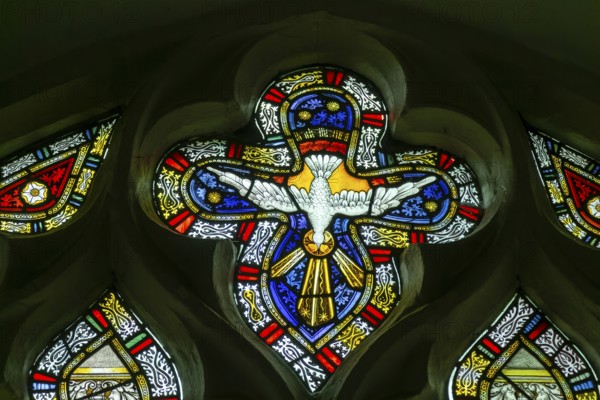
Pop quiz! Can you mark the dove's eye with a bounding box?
[0,113,119,235]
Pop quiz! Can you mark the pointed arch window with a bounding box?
[0,113,118,235]
[528,128,600,249]
[151,65,483,392]
[449,293,599,399]
[29,289,183,400]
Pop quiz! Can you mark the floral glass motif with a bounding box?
[528,128,600,249]
[0,114,118,235]
[152,65,483,392]
[29,289,183,400]
[449,293,599,400]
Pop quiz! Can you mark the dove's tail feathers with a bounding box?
[305,154,342,179]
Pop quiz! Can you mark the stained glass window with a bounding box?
[0,114,118,235]
[528,128,600,248]
[449,293,599,399]
[29,289,183,400]
[152,65,483,392]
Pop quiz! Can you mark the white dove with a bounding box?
[206,154,436,248]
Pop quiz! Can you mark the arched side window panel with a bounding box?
[528,128,600,249]
[449,293,599,400]
[151,65,483,393]
[29,289,183,400]
[0,113,119,235]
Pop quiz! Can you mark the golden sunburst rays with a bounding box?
[271,247,305,278]
[270,229,366,327]
[331,249,364,288]
[298,257,335,326]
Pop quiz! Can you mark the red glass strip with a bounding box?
[326,70,335,85]
[260,323,278,339]
[366,305,384,320]
[437,153,457,170]
[265,328,284,345]
[175,215,195,234]
[316,353,335,373]
[361,311,379,326]
[130,338,153,355]
[458,206,479,221]
[363,113,384,121]
[164,158,184,172]
[528,321,548,340]
[33,372,56,382]
[264,88,285,103]
[172,152,189,168]
[237,275,258,281]
[439,153,448,168]
[410,232,425,243]
[299,140,348,155]
[92,309,108,328]
[482,338,501,354]
[239,266,259,274]
[372,256,390,263]
[227,143,243,159]
[169,211,190,227]
[322,347,341,366]
[363,119,384,127]
[238,221,256,241]
[369,248,391,255]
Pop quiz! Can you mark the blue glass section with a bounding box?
[189,177,212,212]
[523,314,542,333]
[437,179,450,195]
[285,258,306,291]
[289,212,308,231]
[272,229,302,263]
[214,195,256,213]
[269,281,299,327]
[33,382,56,390]
[299,323,334,342]
[336,234,363,267]
[383,180,452,224]
[431,199,450,223]
[288,93,353,131]
[573,381,595,391]
[423,183,444,200]
[378,151,387,167]
[403,172,427,179]
[333,217,349,234]
[330,261,343,284]
[330,262,361,318]
[400,196,427,217]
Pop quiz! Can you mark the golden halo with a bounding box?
[303,230,335,256]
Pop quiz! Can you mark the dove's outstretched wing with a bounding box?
[206,166,298,212]
[329,190,373,216]
[371,176,437,216]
